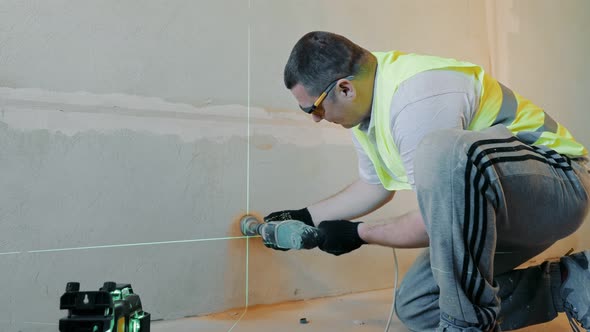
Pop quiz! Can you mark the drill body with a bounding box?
[241,216,324,250]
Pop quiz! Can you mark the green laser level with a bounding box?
[59,281,150,332]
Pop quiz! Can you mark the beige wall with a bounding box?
[0,0,490,110]
[486,0,590,138]
[485,0,590,260]
[0,0,588,330]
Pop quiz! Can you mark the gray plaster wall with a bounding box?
[0,91,421,331]
[1,0,589,331]
[0,0,490,110]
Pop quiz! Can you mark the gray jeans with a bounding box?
[395,125,590,331]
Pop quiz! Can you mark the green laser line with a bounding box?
[246,17,251,218]
[3,235,258,328]
[228,236,250,332]
[228,9,253,331]
[0,251,21,256]
[23,322,58,326]
[246,10,251,310]
[246,236,250,308]
[0,235,259,255]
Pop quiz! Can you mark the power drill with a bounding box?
[240,215,324,249]
[59,281,150,332]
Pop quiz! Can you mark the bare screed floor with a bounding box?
[152,288,571,332]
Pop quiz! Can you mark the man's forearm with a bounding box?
[357,210,429,248]
[307,179,394,225]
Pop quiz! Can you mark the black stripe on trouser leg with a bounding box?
[471,153,572,310]
[470,148,573,301]
[465,136,572,287]
[468,144,573,301]
[460,137,573,328]
[461,143,494,328]
[470,170,496,329]
[471,143,572,173]
[460,138,519,309]
[460,138,521,326]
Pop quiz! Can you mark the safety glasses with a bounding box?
[299,75,354,114]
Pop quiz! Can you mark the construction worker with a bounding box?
[262,31,590,331]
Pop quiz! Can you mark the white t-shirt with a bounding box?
[352,69,482,190]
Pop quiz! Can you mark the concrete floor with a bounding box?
[151,288,572,332]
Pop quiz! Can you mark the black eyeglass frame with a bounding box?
[299,75,355,114]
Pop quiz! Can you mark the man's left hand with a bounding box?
[317,220,366,256]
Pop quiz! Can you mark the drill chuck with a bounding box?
[240,215,262,236]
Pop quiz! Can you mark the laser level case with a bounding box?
[59,281,150,332]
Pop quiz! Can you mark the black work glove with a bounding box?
[264,208,314,226]
[262,208,314,251]
[317,220,366,256]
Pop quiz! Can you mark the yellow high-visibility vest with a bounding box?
[353,51,587,191]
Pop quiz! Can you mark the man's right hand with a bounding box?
[263,208,314,227]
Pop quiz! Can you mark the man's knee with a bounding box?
[395,251,440,330]
[394,280,414,322]
[394,280,423,330]
[395,282,440,331]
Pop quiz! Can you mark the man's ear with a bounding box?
[337,79,355,99]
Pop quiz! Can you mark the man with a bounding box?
[262,31,590,331]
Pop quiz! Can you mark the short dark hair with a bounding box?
[284,31,370,96]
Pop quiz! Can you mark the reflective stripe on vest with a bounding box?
[352,51,587,191]
[471,72,586,156]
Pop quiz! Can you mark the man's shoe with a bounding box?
[560,250,590,331]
